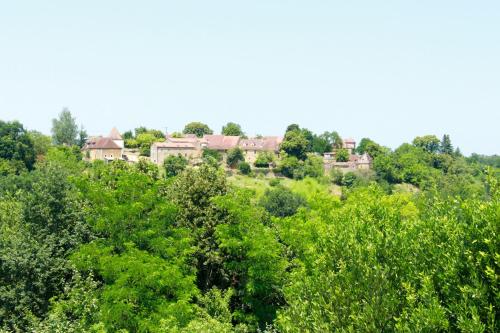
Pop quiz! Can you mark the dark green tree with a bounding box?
[164,154,188,178]
[226,147,244,168]
[259,186,306,217]
[336,148,350,162]
[221,122,244,136]
[440,134,453,155]
[280,130,309,160]
[412,135,440,154]
[0,120,36,171]
[183,122,213,138]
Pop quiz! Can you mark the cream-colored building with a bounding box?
[83,137,123,161]
[239,137,283,164]
[150,136,204,165]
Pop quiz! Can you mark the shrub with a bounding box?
[163,154,188,178]
[259,186,307,217]
[226,147,244,168]
[238,162,251,175]
[269,178,281,187]
[254,152,275,167]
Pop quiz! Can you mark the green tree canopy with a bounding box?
[280,130,309,160]
[440,134,454,155]
[51,108,79,146]
[226,147,245,168]
[336,148,350,162]
[221,122,244,136]
[183,122,213,138]
[413,135,440,154]
[0,120,36,172]
[164,154,188,178]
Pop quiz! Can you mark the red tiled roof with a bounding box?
[239,136,283,152]
[203,135,240,150]
[83,137,121,150]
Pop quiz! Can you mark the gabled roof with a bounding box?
[83,137,121,150]
[109,127,122,140]
[153,141,197,149]
[203,135,240,150]
[343,138,356,144]
[239,136,283,152]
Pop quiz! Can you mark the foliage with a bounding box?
[254,151,275,167]
[227,147,245,168]
[203,148,223,163]
[280,129,309,160]
[276,183,499,332]
[303,154,324,178]
[259,186,306,217]
[0,120,36,171]
[238,161,252,175]
[183,122,213,138]
[2,120,499,332]
[51,108,79,146]
[167,164,229,291]
[357,137,387,158]
[440,134,453,154]
[70,161,199,331]
[335,148,349,162]
[28,130,52,158]
[0,153,90,331]
[222,122,245,136]
[215,191,288,328]
[164,154,189,178]
[413,135,440,154]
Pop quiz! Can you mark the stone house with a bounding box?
[83,137,123,161]
[150,136,204,165]
[324,153,372,172]
[239,136,283,164]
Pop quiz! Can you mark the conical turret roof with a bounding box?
[109,127,122,140]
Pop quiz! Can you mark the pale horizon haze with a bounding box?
[1,1,499,155]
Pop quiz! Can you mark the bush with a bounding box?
[238,162,251,175]
[203,149,222,162]
[254,152,275,167]
[303,154,324,178]
[163,154,188,178]
[330,168,344,185]
[226,147,244,168]
[259,186,307,217]
[269,178,281,187]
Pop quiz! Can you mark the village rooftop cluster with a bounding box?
[82,127,372,172]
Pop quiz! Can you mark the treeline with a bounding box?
[0,117,499,332]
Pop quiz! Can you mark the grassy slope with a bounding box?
[228,174,342,200]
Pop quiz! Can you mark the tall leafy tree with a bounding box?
[336,148,349,162]
[51,108,79,146]
[280,130,309,160]
[0,120,36,171]
[183,122,213,138]
[221,122,244,136]
[412,135,440,154]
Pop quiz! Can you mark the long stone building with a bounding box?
[151,134,283,166]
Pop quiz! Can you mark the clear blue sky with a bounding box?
[1,1,499,155]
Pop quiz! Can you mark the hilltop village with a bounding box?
[82,126,372,174]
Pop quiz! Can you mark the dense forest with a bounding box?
[0,116,498,332]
